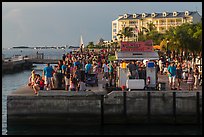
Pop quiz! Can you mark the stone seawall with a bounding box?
[7,90,202,126]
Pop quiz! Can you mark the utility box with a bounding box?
[146,62,157,89]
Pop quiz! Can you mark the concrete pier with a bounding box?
[7,87,202,126]
[7,73,202,127]
[2,59,33,74]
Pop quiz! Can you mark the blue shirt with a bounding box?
[43,66,53,77]
[85,64,92,73]
[61,65,67,72]
[167,65,176,77]
[74,61,80,67]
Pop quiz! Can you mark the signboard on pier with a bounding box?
[121,40,153,52]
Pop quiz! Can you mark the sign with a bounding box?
[108,55,116,61]
[121,40,153,52]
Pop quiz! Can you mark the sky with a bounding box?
[2,2,202,48]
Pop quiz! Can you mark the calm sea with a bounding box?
[2,48,69,135]
[2,48,202,135]
[2,48,71,59]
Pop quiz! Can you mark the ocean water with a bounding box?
[2,48,67,135]
[2,48,71,59]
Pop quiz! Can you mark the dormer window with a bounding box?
[133,14,137,18]
[185,11,189,16]
[163,12,167,17]
[142,13,146,18]
[151,13,156,17]
[124,14,128,18]
[173,11,178,16]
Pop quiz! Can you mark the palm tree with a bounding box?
[117,27,134,42]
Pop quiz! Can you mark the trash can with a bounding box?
[158,82,166,91]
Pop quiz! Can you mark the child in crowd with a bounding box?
[39,76,45,90]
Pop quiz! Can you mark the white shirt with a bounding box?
[102,64,109,72]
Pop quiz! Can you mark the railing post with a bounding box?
[100,95,104,126]
[173,92,176,124]
[196,92,200,125]
[147,92,151,124]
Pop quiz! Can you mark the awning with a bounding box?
[115,51,159,61]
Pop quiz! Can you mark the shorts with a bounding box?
[169,76,176,84]
[44,76,52,85]
[65,77,70,86]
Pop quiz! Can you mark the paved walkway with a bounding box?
[157,73,202,91]
[10,72,202,96]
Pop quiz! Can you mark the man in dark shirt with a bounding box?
[127,61,137,78]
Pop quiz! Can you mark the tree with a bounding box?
[164,22,202,59]
[86,41,95,49]
[117,27,134,41]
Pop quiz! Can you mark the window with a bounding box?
[113,29,117,32]
[173,11,178,16]
[151,13,156,17]
[185,11,189,16]
[124,14,128,18]
[163,12,167,17]
[142,13,146,18]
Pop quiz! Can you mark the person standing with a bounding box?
[187,68,194,91]
[127,61,136,79]
[65,64,71,91]
[167,62,177,90]
[193,65,199,89]
[176,64,182,90]
[108,61,114,86]
[102,61,109,81]
[43,63,54,91]
[159,58,163,75]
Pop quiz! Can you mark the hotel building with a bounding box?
[112,11,202,41]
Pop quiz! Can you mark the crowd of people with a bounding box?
[28,49,119,94]
[158,56,202,91]
[27,49,202,94]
